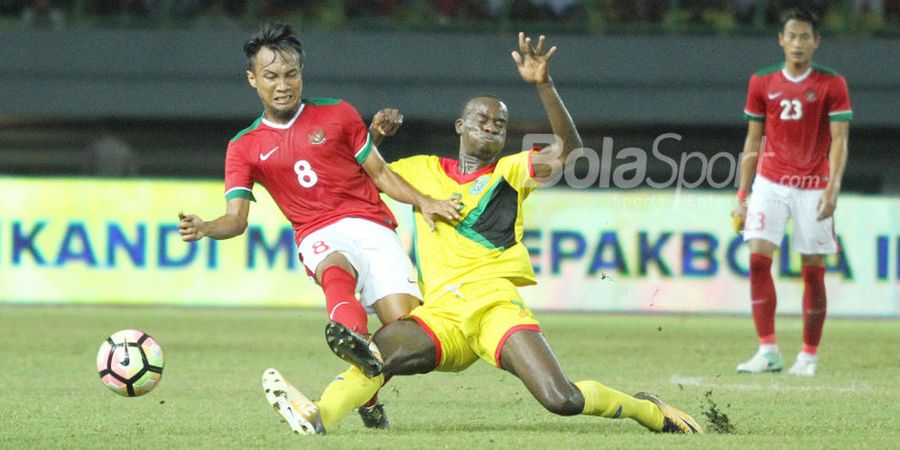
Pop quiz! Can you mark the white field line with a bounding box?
[670,375,873,393]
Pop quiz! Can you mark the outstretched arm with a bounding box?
[361,146,461,231]
[179,197,250,241]
[512,32,583,179]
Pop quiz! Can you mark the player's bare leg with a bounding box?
[790,254,827,376]
[499,329,702,434]
[373,319,438,376]
[316,320,434,430]
[373,293,421,325]
[738,239,784,373]
[353,293,422,428]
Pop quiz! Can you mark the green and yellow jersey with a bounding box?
[389,150,539,301]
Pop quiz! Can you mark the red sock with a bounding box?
[321,266,368,335]
[801,265,827,354]
[749,253,777,344]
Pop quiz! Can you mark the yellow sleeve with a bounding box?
[498,150,539,197]
[388,155,429,182]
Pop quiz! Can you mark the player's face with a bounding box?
[779,19,819,67]
[247,47,303,123]
[455,98,508,160]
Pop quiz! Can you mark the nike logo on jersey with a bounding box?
[767,92,782,99]
[260,146,279,160]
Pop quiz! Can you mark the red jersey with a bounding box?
[224,98,396,243]
[743,63,852,189]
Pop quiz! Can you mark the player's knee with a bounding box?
[749,253,772,273]
[537,385,583,416]
[374,320,436,376]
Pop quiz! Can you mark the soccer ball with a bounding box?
[96,329,164,397]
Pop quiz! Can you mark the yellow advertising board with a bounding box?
[1,176,898,316]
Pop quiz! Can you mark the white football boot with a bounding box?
[788,352,818,377]
[262,368,325,435]
[736,348,784,373]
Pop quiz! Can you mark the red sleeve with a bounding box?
[827,76,853,121]
[339,101,374,164]
[224,140,256,201]
[743,74,766,122]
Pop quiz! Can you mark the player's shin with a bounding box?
[801,265,827,354]
[322,266,369,335]
[749,253,777,344]
[317,365,384,429]
[575,380,664,431]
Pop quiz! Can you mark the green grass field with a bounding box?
[1,305,897,449]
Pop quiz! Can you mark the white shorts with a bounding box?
[298,217,421,313]
[743,176,837,255]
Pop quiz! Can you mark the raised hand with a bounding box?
[369,108,404,145]
[511,32,557,85]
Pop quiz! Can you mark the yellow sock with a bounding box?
[575,380,664,431]
[316,365,384,430]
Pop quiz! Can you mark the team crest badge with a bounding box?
[307,129,327,145]
[805,90,817,102]
[469,175,489,195]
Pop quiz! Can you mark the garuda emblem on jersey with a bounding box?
[805,90,818,102]
[308,129,327,145]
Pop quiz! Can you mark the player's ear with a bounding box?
[454,118,464,135]
[247,70,257,88]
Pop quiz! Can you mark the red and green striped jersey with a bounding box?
[225,98,396,242]
[743,63,852,189]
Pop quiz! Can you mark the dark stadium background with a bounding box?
[1,1,898,195]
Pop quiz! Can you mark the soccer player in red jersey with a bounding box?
[178,23,460,424]
[732,8,852,376]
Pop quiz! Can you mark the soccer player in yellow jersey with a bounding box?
[261,32,703,436]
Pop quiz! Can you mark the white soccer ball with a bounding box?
[96,329,164,397]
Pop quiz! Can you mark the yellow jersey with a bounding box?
[389,150,539,301]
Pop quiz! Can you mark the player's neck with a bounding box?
[458,152,497,174]
[264,105,301,125]
[783,61,812,79]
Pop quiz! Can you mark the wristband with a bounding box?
[736,189,748,202]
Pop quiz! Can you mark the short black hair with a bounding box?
[780,8,820,36]
[460,93,504,117]
[243,23,305,72]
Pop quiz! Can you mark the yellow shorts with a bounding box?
[407,278,541,372]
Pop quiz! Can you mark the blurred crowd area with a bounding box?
[2,0,899,33]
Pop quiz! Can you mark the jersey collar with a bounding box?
[439,158,496,184]
[261,103,305,129]
[781,66,813,83]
